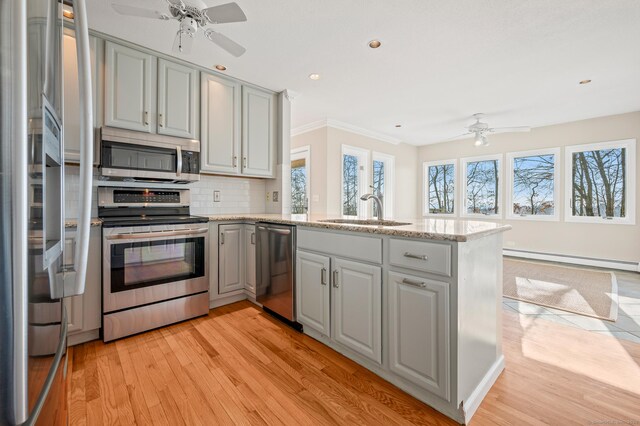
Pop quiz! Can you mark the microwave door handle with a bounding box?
[176,146,182,177]
[66,0,94,297]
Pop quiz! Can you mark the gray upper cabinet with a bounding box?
[242,86,275,177]
[200,72,241,174]
[157,59,199,139]
[63,29,101,163]
[104,41,154,133]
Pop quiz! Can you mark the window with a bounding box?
[565,139,635,224]
[424,160,456,216]
[372,152,395,219]
[291,146,310,214]
[341,145,369,218]
[506,149,559,220]
[461,154,502,217]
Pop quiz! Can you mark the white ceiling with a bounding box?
[87,0,640,145]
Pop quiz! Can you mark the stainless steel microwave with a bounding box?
[100,126,200,183]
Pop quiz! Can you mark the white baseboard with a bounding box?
[462,355,505,423]
[503,249,640,272]
[209,292,247,308]
[67,329,100,347]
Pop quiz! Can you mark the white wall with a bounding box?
[418,111,640,264]
[291,126,419,219]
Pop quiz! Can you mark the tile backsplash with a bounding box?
[64,166,267,218]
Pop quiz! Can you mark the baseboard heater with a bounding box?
[503,248,640,272]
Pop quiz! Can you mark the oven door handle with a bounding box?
[105,228,209,240]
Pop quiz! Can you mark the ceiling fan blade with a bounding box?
[489,126,531,134]
[172,30,194,54]
[205,30,246,57]
[203,2,247,24]
[439,132,473,142]
[112,4,169,20]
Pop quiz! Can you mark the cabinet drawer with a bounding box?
[298,228,382,264]
[389,238,451,277]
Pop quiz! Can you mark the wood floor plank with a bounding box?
[70,301,640,426]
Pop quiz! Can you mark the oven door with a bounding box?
[102,224,209,313]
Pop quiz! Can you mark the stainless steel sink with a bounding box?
[318,219,412,227]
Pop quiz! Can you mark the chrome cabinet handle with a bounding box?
[402,278,426,288]
[250,232,255,245]
[159,113,164,127]
[233,156,237,167]
[243,157,247,168]
[220,233,224,244]
[321,268,327,285]
[332,270,339,288]
[404,252,428,261]
[144,111,149,125]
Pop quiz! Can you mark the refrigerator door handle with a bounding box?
[66,0,94,297]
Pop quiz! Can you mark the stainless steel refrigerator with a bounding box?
[0,0,93,424]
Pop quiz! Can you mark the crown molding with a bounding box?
[291,118,402,145]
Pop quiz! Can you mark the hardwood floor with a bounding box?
[68,301,640,425]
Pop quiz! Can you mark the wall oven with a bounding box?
[100,126,200,183]
[99,187,209,341]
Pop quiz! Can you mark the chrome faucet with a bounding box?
[360,193,384,220]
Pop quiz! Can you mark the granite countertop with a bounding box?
[65,218,103,228]
[207,214,511,242]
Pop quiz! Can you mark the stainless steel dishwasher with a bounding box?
[255,222,296,322]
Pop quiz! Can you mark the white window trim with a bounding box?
[564,139,636,225]
[460,153,503,218]
[291,145,311,215]
[341,145,370,218]
[505,148,560,221]
[372,152,395,219]
[423,159,457,217]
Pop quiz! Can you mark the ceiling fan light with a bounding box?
[474,133,483,146]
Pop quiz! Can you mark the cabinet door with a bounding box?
[201,72,241,174]
[296,250,330,336]
[241,86,275,177]
[157,59,198,139]
[219,224,244,294]
[388,271,450,400]
[244,225,256,294]
[104,41,154,132]
[63,31,100,164]
[332,258,382,363]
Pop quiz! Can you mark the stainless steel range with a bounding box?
[98,187,209,342]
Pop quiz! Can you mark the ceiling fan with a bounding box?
[111,0,247,57]
[444,113,531,146]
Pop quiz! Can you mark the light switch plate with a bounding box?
[214,190,221,202]
[272,191,279,202]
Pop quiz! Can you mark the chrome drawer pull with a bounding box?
[321,268,327,285]
[402,278,426,288]
[332,270,339,288]
[250,232,255,245]
[404,252,428,261]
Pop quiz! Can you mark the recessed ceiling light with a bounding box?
[395,124,402,128]
[368,40,382,49]
[62,6,74,19]
[579,79,592,85]
[309,73,320,80]
[215,64,227,71]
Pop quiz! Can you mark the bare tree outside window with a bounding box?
[291,159,306,214]
[343,154,359,216]
[512,154,555,215]
[372,160,384,218]
[428,164,454,214]
[572,147,626,218]
[466,159,499,215]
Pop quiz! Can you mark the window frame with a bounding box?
[423,159,457,217]
[460,153,503,218]
[505,148,560,221]
[290,145,311,215]
[564,139,636,225]
[371,152,395,219]
[341,145,369,218]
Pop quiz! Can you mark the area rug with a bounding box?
[503,258,618,321]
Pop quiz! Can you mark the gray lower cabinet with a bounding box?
[332,258,382,364]
[296,250,331,336]
[244,225,256,294]
[219,224,244,294]
[104,41,154,133]
[388,271,450,400]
